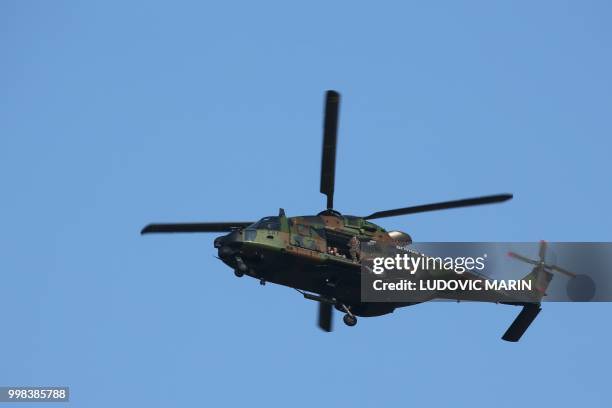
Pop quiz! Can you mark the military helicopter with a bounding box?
[142,90,535,339]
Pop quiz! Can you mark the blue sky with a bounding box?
[1,1,611,407]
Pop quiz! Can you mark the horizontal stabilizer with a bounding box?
[501,304,541,342]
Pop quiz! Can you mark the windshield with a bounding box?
[249,217,281,231]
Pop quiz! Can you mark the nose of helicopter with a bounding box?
[214,230,251,275]
[214,230,243,258]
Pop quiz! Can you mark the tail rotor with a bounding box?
[508,241,595,301]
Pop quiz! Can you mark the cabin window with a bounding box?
[244,228,257,241]
[325,230,353,258]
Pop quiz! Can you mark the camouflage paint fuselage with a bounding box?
[214,213,403,317]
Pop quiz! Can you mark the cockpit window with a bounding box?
[250,216,281,231]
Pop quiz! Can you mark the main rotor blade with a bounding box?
[141,222,253,234]
[318,302,333,332]
[320,90,340,209]
[363,194,513,220]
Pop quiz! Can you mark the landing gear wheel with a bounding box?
[234,270,244,278]
[343,314,357,327]
[259,279,266,286]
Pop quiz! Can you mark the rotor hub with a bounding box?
[317,209,342,217]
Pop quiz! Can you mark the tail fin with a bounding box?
[522,266,554,299]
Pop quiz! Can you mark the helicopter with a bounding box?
[142,90,549,342]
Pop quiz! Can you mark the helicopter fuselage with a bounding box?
[213,213,406,317]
